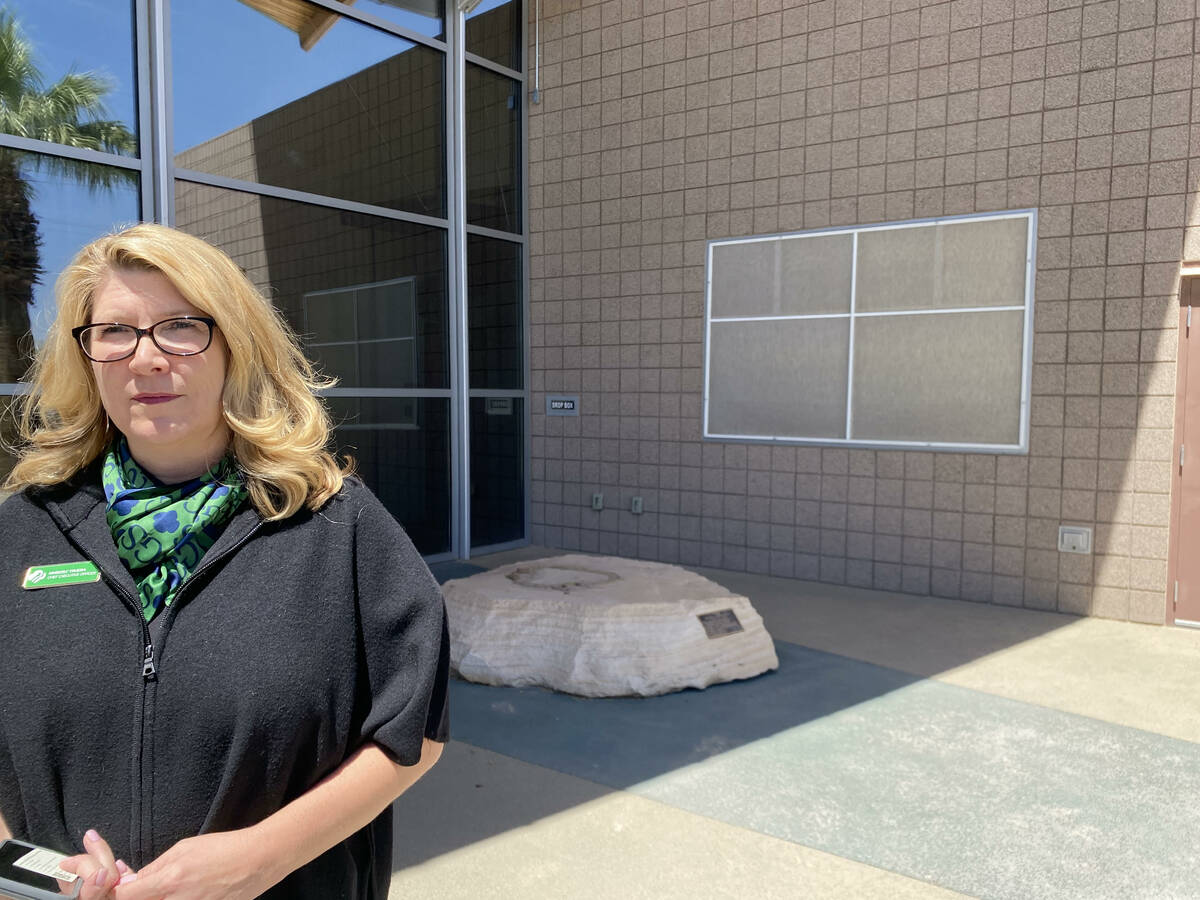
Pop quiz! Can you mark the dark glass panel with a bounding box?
[175,182,449,389]
[465,64,520,232]
[304,276,421,388]
[0,394,20,485]
[470,396,523,547]
[468,235,522,390]
[328,396,451,555]
[0,1,139,156]
[466,0,520,71]
[173,0,445,218]
[0,150,140,381]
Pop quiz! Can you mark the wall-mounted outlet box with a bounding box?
[631,496,643,514]
[591,493,603,511]
[1057,525,1092,554]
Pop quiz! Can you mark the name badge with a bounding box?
[21,561,101,589]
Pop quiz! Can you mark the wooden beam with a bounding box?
[237,0,356,50]
[300,1,357,51]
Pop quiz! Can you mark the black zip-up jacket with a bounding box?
[0,468,450,898]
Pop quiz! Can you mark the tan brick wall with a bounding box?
[526,0,1200,622]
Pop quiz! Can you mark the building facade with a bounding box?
[2,0,1199,625]
[525,0,1200,624]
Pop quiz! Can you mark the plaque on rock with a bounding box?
[698,609,744,638]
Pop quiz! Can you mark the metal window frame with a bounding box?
[702,209,1038,455]
[447,2,471,558]
[462,45,529,555]
[455,0,529,555]
[175,168,452,231]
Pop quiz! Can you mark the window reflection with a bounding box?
[465,64,520,232]
[466,0,520,71]
[173,0,445,218]
[0,1,139,156]
[0,150,140,382]
[351,0,445,40]
[0,394,20,485]
[470,396,523,547]
[175,182,449,389]
[304,277,420,389]
[468,235,522,390]
[329,396,451,554]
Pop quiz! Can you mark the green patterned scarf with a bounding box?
[102,438,248,622]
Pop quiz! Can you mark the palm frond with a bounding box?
[0,10,41,110]
[31,152,138,192]
[0,9,139,204]
[45,71,114,122]
[73,119,137,155]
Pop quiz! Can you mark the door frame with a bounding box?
[1167,270,1200,626]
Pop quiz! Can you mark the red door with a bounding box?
[1169,275,1200,626]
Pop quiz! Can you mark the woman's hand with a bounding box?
[60,830,136,899]
[60,739,440,898]
[112,830,267,900]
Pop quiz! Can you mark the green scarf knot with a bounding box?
[102,438,248,622]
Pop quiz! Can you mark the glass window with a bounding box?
[852,310,1024,445]
[304,278,420,389]
[470,396,523,547]
[0,394,21,485]
[708,319,850,439]
[348,0,445,41]
[0,149,140,382]
[466,0,520,71]
[465,64,520,232]
[329,396,451,554]
[468,235,522,390]
[710,234,853,318]
[174,182,449,389]
[0,1,139,157]
[173,0,445,218]
[704,211,1035,451]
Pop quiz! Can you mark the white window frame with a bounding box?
[702,209,1037,454]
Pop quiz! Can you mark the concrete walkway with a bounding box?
[392,548,1200,899]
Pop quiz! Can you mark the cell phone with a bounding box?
[0,840,81,900]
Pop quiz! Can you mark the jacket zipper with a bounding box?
[50,496,262,866]
[104,577,158,680]
[141,642,156,678]
[113,518,263,863]
[91,575,157,867]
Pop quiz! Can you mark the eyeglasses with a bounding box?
[72,316,218,363]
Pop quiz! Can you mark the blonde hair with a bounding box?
[5,223,351,520]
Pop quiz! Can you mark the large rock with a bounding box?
[442,554,779,697]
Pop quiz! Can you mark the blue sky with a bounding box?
[171,0,423,151]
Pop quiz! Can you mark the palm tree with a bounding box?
[0,7,136,386]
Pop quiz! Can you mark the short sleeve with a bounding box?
[350,486,450,765]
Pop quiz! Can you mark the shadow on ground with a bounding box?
[399,555,1076,871]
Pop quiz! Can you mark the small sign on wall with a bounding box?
[546,395,579,416]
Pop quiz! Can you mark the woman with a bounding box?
[0,224,449,899]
